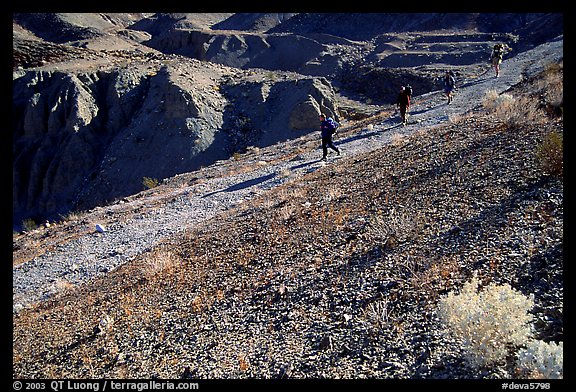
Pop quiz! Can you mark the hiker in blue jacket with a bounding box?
[443,70,456,104]
[319,113,341,161]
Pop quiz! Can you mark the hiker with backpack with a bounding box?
[490,43,510,77]
[443,70,456,104]
[396,86,411,126]
[319,113,341,161]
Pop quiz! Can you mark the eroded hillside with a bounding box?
[12,12,562,229]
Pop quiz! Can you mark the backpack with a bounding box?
[405,85,413,97]
[493,44,504,59]
[327,117,340,134]
[444,74,455,88]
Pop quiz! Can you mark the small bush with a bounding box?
[516,340,563,379]
[539,62,563,114]
[142,177,159,189]
[535,131,563,177]
[482,89,506,111]
[22,218,37,232]
[364,298,392,329]
[499,95,545,128]
[482,91,545,128]
[437,274,535,369]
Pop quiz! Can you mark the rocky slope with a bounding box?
[13,34,563,380]
[12,13,563,230]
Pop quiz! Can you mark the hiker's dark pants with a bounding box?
[322,136,339,157]
[399,105,409,122]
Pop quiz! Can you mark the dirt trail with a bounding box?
[12,37,563,313]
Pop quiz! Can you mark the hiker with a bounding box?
[396,86,411,125]
[490,43,509,77]
[319,113,340,161]
[443,70,456,104]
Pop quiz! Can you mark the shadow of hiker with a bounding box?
[202,172,276,198]
[408,107,431,116]
[336,122,404,146]
[290,158,324,171]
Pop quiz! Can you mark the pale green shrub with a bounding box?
[437,274,535,368]
[21,218,37,232]
[516,340,563,379]
[142,176,159,189]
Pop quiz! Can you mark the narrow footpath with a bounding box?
[13,36,563,313]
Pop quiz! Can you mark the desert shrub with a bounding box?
[481,89,501,111]
[369,207,424,248]
[538,62,563,114]
[535,131,563,177]
[142,176,159,189]
[482,91,545,128]
[516,340,563,379]
[364,298,392,329]
[21,218,37,232]
[437,274,535,369]
[498,95,545,128]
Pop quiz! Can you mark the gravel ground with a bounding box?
[13,37,563,380]
[13,36,563,312]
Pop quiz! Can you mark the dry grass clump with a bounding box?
[482,62,563,179]
[538,61,563,113]
[364,298,393,329]
[481,89,501,111]
[144,249,180,280]
[483,60,562,127]
[482,91,546,128]
[368,206,426,249]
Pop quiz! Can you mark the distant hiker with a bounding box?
[396,86,411,125]
[319,113,341,161]
[443,70,456,104]
[490,43,510,77]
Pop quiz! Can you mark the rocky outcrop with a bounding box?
[13,67,148,226]
[221,75,338,148]
[72,64,230,213]
[144,29,333,75]
[13,57,339,229]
